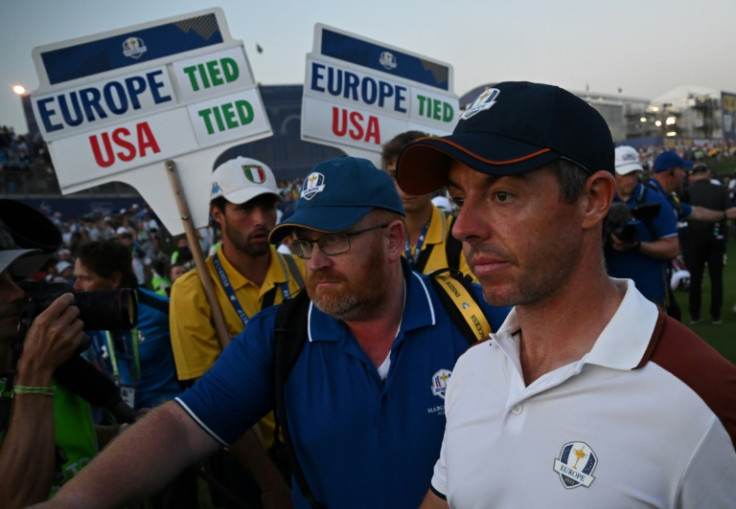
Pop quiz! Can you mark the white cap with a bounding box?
[614,146,643,175]
[431,196,453,214]
[56,260,72,274]
[210,157,280,205]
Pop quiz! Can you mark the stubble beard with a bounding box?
[308,246,388,322]
[469,240,579,309]
[225,223,271,257]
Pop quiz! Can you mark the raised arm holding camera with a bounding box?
[0,204,97,508]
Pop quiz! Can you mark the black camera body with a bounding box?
[12,281,139,424]
[20,281,137,332]
[605,202,661,246]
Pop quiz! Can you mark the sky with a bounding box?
[2,0,736,134]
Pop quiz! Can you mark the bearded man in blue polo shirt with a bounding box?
[38,157,509,509]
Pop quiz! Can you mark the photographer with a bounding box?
[73,239,194,508]
[0,209,97,508]
[605,146,679,308]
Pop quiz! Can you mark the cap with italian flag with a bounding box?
[210,156,281,205]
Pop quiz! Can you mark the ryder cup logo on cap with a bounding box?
[461,88,500,119]
[269,157,405,245]
[395,81,614,195]
[300,172,326,200]
[210,156,280,205]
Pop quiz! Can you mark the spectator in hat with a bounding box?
[680,163,731,324]
[604,145,679,308]
[168,156,305,507]
[0,201,97,507]
[32,156,509,509]
[651,150,736,223]
[53,260,74,284]
[381,131,475,278]
[649,150,736,320]
[393,81,736,507]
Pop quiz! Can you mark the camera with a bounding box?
[19,281,137,332]
[604,202,661,246]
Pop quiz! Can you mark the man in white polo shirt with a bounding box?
[396,81,736,508]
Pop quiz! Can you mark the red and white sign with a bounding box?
[30,9,272,234]
[302,24,458,164]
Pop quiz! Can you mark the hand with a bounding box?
[16,293,88,381]
[609,234,638,252]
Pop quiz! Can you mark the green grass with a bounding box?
[672,233,736,364]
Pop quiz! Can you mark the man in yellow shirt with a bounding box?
[169,156,305,507]
[382,131,476,280]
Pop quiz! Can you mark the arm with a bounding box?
[419,489,450,509]
[33,401,220,508]
[171,279,291,508]
[687,205,734,222]
[639,235,680,259]
[610,234,680,259]
[0,293,86,508]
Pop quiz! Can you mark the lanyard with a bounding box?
[214,252,250,327]
[404,221,430,267]
[213,252,293,329]
[104,329,140,383]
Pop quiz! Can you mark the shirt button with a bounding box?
[511,405,523,415]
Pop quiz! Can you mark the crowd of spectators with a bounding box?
[0,125,56,194]
[24,181,303,300]
[5,122,736,301]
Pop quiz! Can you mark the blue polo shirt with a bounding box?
[176,263,509,508]
[87,288,182,410]
[605,182,678,302]
[649,178,692,220]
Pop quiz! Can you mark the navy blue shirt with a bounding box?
[605,183,678,302]
[649,178,692,220]
[177,263,509,508]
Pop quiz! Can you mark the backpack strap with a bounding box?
[282,253,305,289]
[428,268,491,343]
[271,291,324,508]
[261,287,278,310]
[270,268,489,507]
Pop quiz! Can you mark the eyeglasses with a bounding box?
[292,223,389,259]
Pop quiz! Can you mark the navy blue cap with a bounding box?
[269,157,405,244]
[653,150,693,173]
[395,81,614,194]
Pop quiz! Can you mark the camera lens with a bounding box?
[74,289,138,330]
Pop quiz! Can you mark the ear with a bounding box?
[385,219,406,262]
[580,171,616,230]
[210,204,224,226]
